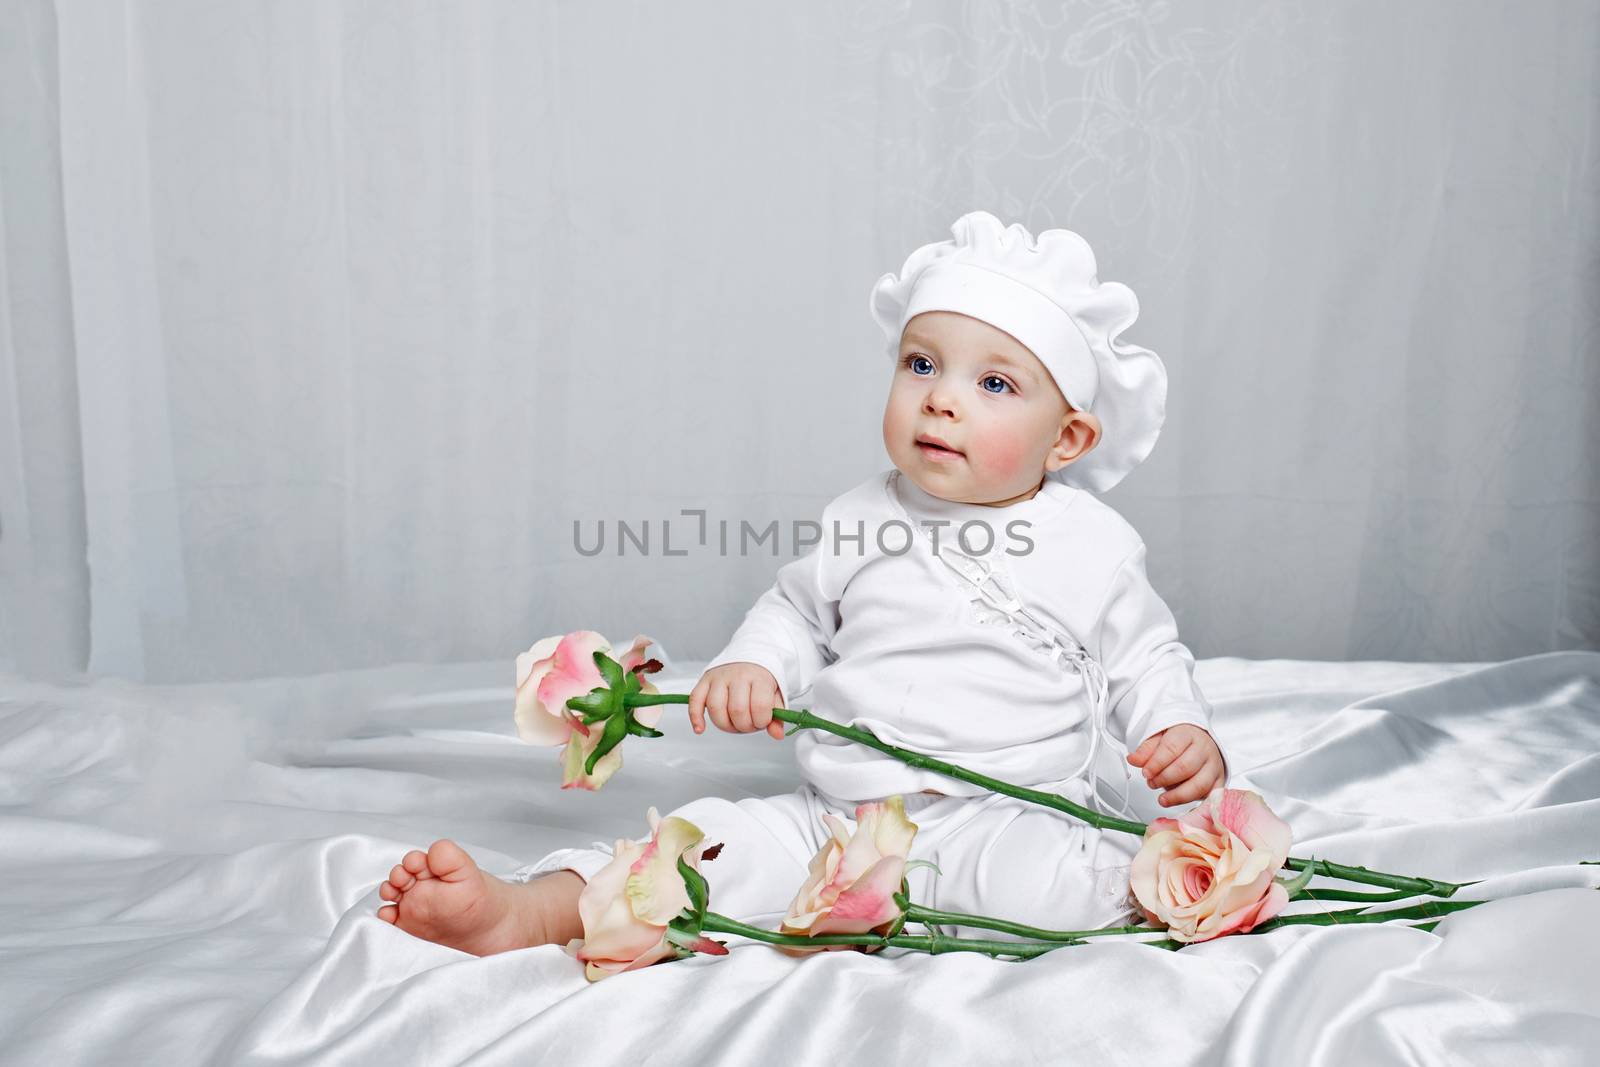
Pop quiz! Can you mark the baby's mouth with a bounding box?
[915,436,964,462]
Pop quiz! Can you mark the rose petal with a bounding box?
[614,634,657,673]
[626,815,705,925]
[683,936,729,956]
[863,795,918,862]
[809,855,907,936]
[513,636,575,746]
[515,636,563,690]
[1211,789,1293,863]
[579,935,677,981]
[560,730,623,790]
[575,839,664,964]
[827,797,913,894]
[536,630,610,719]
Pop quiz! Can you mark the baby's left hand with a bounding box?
[1127,724,1225,808]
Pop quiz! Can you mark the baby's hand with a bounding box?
[688,662,786,741]
[1127,724,1225,808]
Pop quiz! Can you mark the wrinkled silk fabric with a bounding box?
[1,652,1598,1065]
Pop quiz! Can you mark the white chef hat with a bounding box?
[869,210,1167,494]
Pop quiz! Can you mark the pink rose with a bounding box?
[566,806,728,982]
[1129,787,1294,943]
[779,794,919,953]
[513,631,661,790]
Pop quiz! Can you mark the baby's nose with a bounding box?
[922,391,958,417]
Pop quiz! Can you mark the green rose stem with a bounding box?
[699,898,1492,960]
[697,912,1087,959]
[1247,897,1486,934]
[1289,886,1418,903]
[618,692,1474,900]
[896,895,1491,945]
[900,902,1115,943]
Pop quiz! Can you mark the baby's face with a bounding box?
[882,311,1101,506]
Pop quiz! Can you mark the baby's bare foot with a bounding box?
[376,839,577,956]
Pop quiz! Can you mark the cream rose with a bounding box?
[566,806,728,981]
[1128,787,1294,943]
[513,630,662,790]
[778,794,919,953]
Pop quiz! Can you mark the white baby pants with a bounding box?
[509,780,1145,939]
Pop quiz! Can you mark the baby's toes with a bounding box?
[425,839,475,884]
[388,862,417,892]
[377,904,398,924]
[379,880,401,903]
[401,849,433,879]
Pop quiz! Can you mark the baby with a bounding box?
[377,210,1229,955]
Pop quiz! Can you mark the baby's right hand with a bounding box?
[688,662,786,741]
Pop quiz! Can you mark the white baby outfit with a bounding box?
[511,467,1230,935]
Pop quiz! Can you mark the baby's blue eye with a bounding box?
[907,355,934,375]
[981,375,1012,394]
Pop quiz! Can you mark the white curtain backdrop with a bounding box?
[1,0,1596,683]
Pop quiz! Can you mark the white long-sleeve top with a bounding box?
[704,468,1230,806]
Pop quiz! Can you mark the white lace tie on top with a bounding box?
[890,492,1139,847]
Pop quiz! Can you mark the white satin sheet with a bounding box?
[1,652,1597,1064]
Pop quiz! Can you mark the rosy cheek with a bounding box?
[882,396,910,448]
[966,425,1025,478]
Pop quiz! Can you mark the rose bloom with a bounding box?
[779,794,919,953]
[1129,787,1294,943]
[567,807,728,982]
[513,630,661,790]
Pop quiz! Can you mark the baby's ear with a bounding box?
[1045,410,1101,471]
